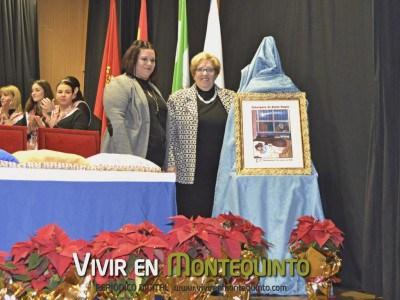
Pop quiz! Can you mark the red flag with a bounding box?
[137,0,148,41]
[94,0,121,136]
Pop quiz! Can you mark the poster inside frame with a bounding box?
[235,92,312,175]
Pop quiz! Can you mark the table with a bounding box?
[0,167,176,252]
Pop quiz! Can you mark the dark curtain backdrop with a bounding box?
[84,1,398,298]
[218,1,376,293]
[0,0,39,102]
[362,1,400,300]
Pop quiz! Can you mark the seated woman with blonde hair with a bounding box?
[0,85,25,126]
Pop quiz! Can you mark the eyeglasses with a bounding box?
[196,67,215,74]
[139,57,156,64]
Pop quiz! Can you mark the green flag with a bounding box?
[172,0,189,93]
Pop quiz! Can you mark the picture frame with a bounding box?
[235,92,312,175]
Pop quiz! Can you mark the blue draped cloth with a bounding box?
[213,37,324,295]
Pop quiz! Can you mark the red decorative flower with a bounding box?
[0,224,90,292]
[91,223,169,285]
[0,215,269,297]
[0,251,7,264]
[167,213,268,260]
[289,216,344,251]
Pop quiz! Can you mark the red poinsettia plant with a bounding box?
[91,221,170,286]
[166,213,268,260]
[0,224,89,292]
[0,215,269,299]
[165,213,268,278]
[289,216,344,254]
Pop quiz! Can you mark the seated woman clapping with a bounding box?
[25,80,54,149]
[0,85,25,126]
[63,75,92,128]
[36,79,88,130]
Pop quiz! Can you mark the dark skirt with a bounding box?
[176,179,217,218]
[176,97,227,218]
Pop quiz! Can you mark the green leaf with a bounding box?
[35,257,49,276]
[126,254,138,274]
[13,274,31,282]
[47,274,61,290]
[3,262,16,269]
[28,252,44,270]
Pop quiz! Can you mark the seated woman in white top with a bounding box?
[0,85,25,126]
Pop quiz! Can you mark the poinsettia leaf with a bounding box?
[59,240,88,257]
[142,247,154,260]
[91,244,112,258]
[145,236,170,249]
[153,249,165,262]
[31,276,48,291]
[33,224,70,248]
[6,263,28,275]
[250,229,263,245]
[310,231,330,247]
[137,221,164,235]
[197,230,209,242]
[3,262,16,270]
[47,274,61,291]
[126,254,138,274]
[203,234,222,258]
[95,274,111,285]
[170,215,191,228]
[110,243,140,258]
[28,252,43,270]
[230,231,247,244]
[0,251,8,264]
[31,257,49,278]
[119,224,139,233]
[13,273,31,282]
[177,229,197,244]
[11,241,34,263]
[298,216,316,223]
[223,239,242,259]
[46,252,72,276]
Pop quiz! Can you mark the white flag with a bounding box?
[204,0,224,88]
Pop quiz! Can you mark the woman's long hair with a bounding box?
[25,80,54,115]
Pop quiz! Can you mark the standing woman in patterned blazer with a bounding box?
[167,52,236,218]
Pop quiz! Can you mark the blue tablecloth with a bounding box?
[213,37,324,295]
[0,168,176,252]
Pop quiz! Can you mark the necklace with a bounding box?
[196,88,217,104]
[146,89,159,113]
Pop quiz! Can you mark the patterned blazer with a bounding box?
[167,84,236,184]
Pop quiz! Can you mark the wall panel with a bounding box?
[37,0,88,92]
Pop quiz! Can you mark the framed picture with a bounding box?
[235,92,312,175]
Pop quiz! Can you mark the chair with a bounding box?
[0,125,27,153]
[38,127,100,157]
